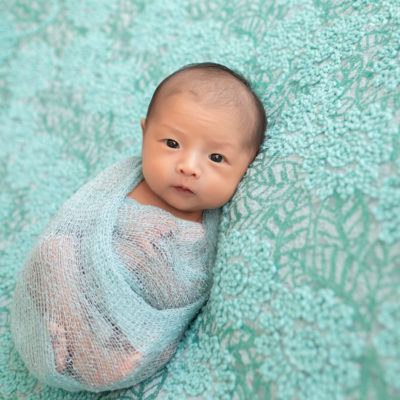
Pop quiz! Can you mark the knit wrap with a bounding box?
[11,156,221,392]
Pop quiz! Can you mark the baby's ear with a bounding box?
[140,118,146,135]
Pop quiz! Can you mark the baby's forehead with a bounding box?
[153,70,256,135]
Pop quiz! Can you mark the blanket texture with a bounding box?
[11,156,220,392]
[1,0,399,399]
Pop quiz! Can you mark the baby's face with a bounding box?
[141,92,254,216]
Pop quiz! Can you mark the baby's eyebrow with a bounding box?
[207,140,236,150]
[161,123,236,151]
[161,124,185,136]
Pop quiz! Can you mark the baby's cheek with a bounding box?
[209,178,236,206]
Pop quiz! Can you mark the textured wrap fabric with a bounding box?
[10,156,220,392]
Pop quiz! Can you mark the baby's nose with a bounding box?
[179,168,197,177]
[177,158,200,178]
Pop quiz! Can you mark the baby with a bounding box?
[11,62,267,392]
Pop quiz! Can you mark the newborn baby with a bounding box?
[11,62,267,392]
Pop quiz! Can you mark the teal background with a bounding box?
[1,0,399,399]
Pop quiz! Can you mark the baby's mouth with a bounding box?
[173,185,194,194]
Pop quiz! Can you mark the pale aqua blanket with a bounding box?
[1,0,399,399]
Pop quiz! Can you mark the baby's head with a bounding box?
[140,62,267,219]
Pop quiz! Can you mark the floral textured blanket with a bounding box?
[1,0,399,399]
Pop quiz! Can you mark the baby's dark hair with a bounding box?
[145,62,267,156]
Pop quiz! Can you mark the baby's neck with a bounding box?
[127,180,203,224]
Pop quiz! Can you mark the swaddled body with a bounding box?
[11,62,266,393]
[11,157,220,392]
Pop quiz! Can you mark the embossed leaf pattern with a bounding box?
[1,0,400,399]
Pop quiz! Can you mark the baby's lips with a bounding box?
[173,185,194,194]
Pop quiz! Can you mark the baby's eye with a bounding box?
[165,139,179,148]
[209,153,224,163]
